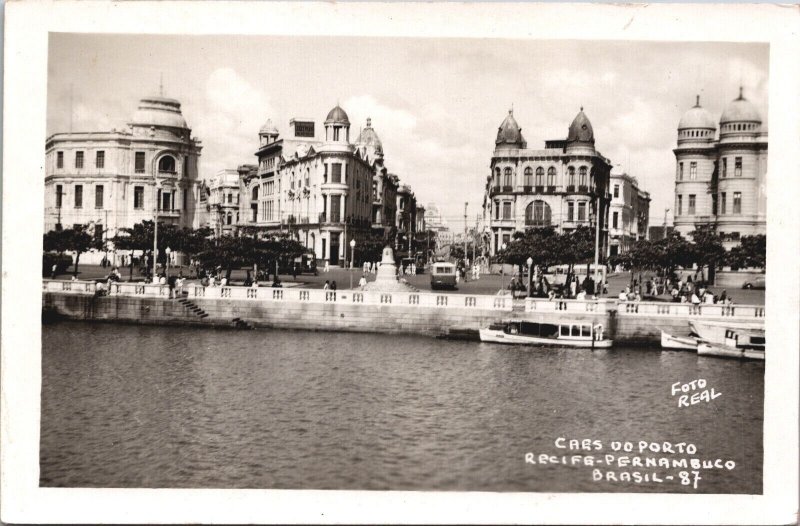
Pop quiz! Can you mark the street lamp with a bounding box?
[500,242,507,294]
[349,239,356,289]
[527,256,533,297]
[165,247,172,278]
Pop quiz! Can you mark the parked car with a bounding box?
[742,276,766,289]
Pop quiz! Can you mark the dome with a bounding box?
[678,96,716,129]
[495,109,525,147]
[566,108,594,144]
[720,88,761,124]
[130,95,187,128]
[356,117,383,153]
[259,118,278,135]
[325,104,350,125]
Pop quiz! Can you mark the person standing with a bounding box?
[323,280,330,290]
[331,281,337,291]
[359,274,367,289]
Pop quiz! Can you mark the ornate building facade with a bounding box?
[44,93,203,263]
[608,169,651,256]
[205,169,240,237]
[483,108,612,256]
[673,89,767,249]
[239,105,379,265]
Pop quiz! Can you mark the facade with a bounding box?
[673,89,767,249]
[395,183,417,256]
[425,203,453,250]
[44,94,203,262]
[484,108,612,256]
[206,169,241,236]
[239,106,377,265]
[608,169,651,256]
[354,118,398,236]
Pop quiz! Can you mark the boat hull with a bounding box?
[479,329,613,349]
[688,320,764,345]
[697,342,765,361]
[660,330,698,350]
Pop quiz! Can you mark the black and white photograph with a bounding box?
[2,2,799,524]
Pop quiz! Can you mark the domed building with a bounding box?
[673,89,767,248]
[44,91,203,265]
[484,107,616,258]
[240,105,407,266]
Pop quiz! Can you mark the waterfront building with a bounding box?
[395,183,417,257]
[484,108,612,256]
[240,106,378,265]
[44,93,204,263]
[354,118,398,237]
[205,169,241,236]
[608,169,651,256]
[673,89,767,249]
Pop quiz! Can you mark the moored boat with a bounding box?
[479,320,612,348]
[688,320,764,347]
[660,330,698,350]
[698,342,765,361]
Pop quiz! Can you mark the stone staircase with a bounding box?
[176,296,210,319]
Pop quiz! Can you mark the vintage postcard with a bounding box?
[2,2,798,524]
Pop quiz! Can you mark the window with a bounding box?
[524,167,533,187]
[720,192,727,215]
[330,195,341,222]
[331,163,342,183]
[503,167,513,187]
[96,151,105,169]
[74,185,83,208]
[525,200,551,226]
[135,152,146,173]
[578,202,586,221]
[494,201,500,220]
[677,195,683,216]
[612,211,619,229]
[567,201,574,221]
[568,167,575,188]
[333,127,340,141]
[158,155,176,173]
[722,157,727,178]
[134,186,144,209]
[689,162,697,180]
[502,233,511,246]
[184,156,189,177]
[94,224,103,243]
[579,166,588,188]
[55,185,63,208]
[735,157,742,177]
[183,189,187,211]
[733,192,741,214]
[95,185,104,209]
[494,168,501,187]
[502,202,511,220]
[252,186,259,201]
[227,213,232,225]
[613,184,619,198]
[688,194,696,215]
[535,167,544,187]
[547,167,556,187]
[679,162,684,181]
[75,151,84,169]
[57,151,64,169]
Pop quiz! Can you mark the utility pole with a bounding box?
[463,202,468,265]
[153,185,159,282]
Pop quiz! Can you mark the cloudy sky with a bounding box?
[48,34,768,230]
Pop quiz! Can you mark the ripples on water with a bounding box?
[40,322,763,493]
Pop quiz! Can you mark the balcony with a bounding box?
[566,185,575,192]
[502,185,513,193]
[523,185,532,193]
[489,185,501,196]
[525,219,552,227]
[156,209,181,218]
[534,186,544,193]
[547,186,556,194]
[578,185,589,192]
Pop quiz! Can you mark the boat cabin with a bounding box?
[497,321,603,341]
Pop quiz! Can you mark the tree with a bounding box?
[727,234,766,269]
[689,225,726,283]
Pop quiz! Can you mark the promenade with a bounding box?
[58,264,766,305]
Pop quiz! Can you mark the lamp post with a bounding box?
[165,247,172,278]
[527,256,533,298]
[349,239,356,289]
[500,242,507,294]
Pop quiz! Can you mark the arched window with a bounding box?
[252,185,259,201]
[568,167,575,188]
[494,168,501,186]
[525,200,552,227]
[503,167,512,187]
[226,212,232,225]
[579,166,588,189]
[305,169,310,187]
[547,167,556,187]
[524,167,533,187]
[535,167,544,187]
[158,155,176,173]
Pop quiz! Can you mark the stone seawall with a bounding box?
[42,291,763,344]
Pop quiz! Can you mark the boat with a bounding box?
[688,320,764,348]
[660,330,698,350]
[697,342,764,361]
[479,320,612,348]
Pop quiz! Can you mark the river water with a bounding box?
[40,321,763,493]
